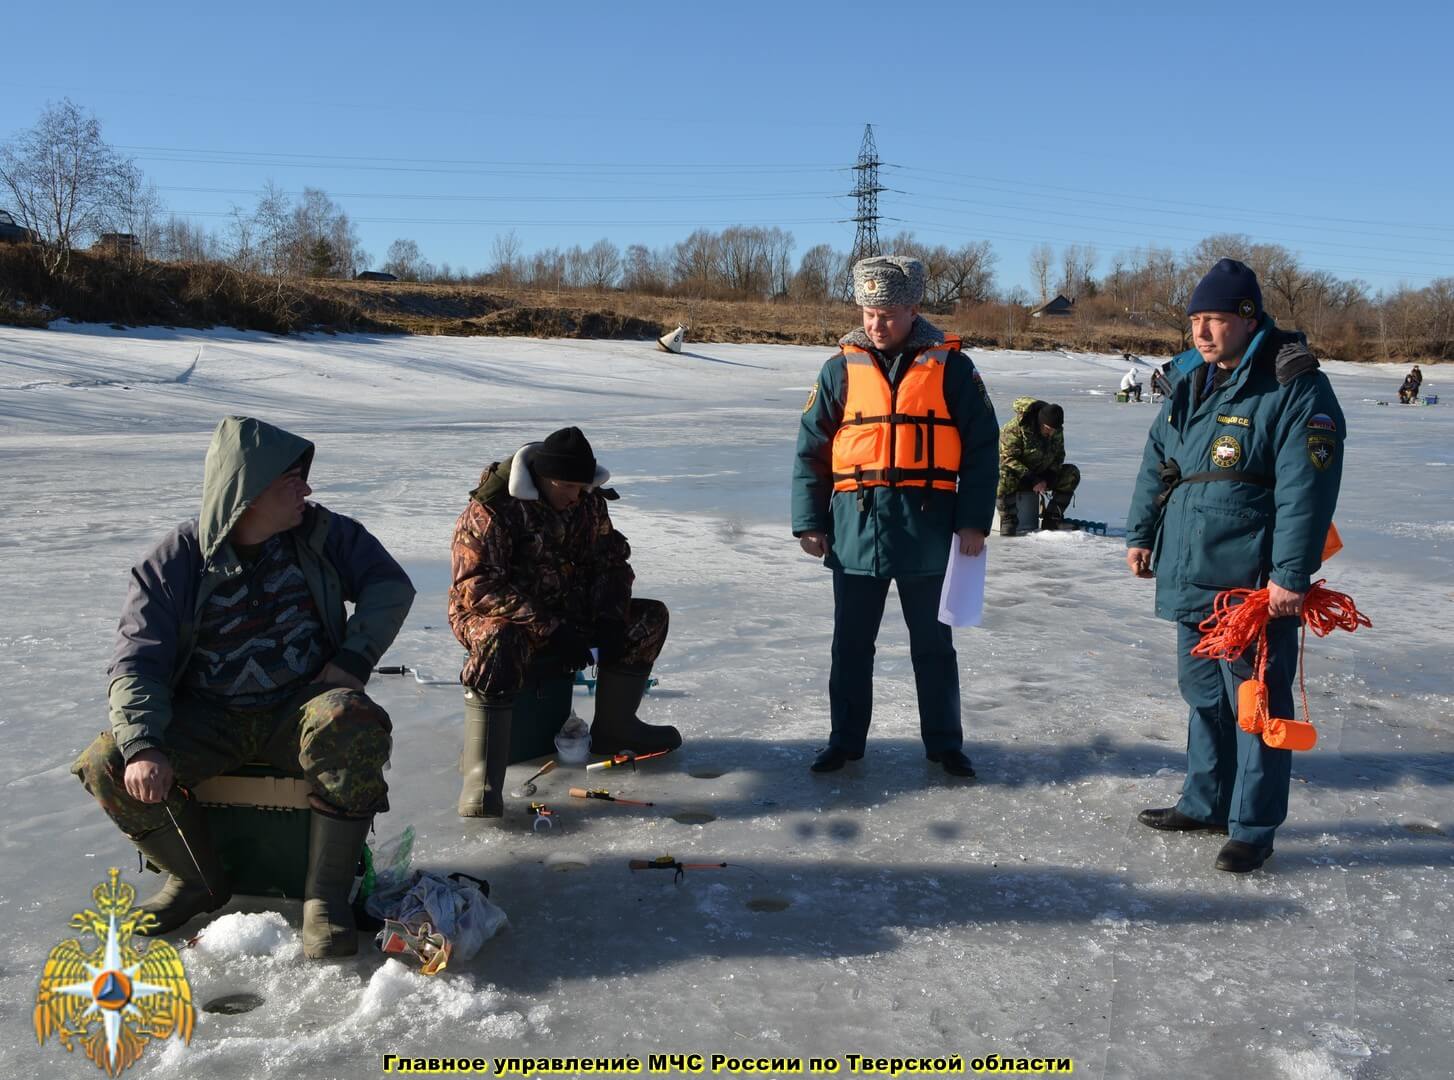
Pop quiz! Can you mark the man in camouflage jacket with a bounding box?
[448,427,677,817]
[996,397,1081,534]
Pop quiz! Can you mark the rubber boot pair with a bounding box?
[589,666,681,756]
[133,797,232,936]
[458,689,512,818]
[301,806,372,959]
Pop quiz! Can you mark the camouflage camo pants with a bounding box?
[72,683,393,838]
[466,597,669,697]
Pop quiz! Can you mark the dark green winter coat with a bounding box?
[1124,318,1345,622]
[792,317,1000,578]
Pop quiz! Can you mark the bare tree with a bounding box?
[1058,243,1097,300]
[383,238,426,282]
[622,244,670,294]
[673,229,723,296]
[792,244,842,302]
[107,163,162,268]
[526,247,566,291]
[1029,243,1054,301]
[579,238,621,290]
[153,215,221,263]
[1262,248,1310,328]
[939,240,997,306]
[490,229,523,284]
[0,99,138,271]
[250,182,294,277]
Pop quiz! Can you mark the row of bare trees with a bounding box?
[1030,235,1454,359]
[6,101,1451,360]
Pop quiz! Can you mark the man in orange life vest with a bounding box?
[792,256,1000,776]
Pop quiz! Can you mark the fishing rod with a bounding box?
[629,855,728,883]
[586,748,673,772]
[163,790,219,899]
[570,787,655,807]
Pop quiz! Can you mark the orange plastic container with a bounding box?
[1236,679,1266,734]
[1238,679,1316,749]
[1261,717,1318,751]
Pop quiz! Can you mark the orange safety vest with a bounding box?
[831,337,962,493]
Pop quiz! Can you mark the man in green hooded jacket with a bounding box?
[73,416,415,954]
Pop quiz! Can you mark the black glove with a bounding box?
[548,622,595,671]
[593,619,629,666]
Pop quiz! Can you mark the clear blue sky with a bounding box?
[4,1,1451,295]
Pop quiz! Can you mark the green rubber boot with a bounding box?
[133,797,231,936]
[301,808,371,959]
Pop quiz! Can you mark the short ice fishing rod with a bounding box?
[570,787,654,807]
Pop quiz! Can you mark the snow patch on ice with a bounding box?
[1267,1047,1355,1079]
[1385,520,1454,539]
[193,912,299,959]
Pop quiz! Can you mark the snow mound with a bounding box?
[193,912,299,959]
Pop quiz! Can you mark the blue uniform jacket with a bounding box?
[1125,319,1345,623]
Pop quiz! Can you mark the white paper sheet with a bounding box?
[937,539,987,627]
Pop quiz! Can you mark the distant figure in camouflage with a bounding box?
[72,416,415,956]
[997,397,1081,534]
[449,426,677,819]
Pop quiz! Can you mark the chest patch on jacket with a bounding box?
[1210,435,1242,469]
[1308,434,1335,470]
[1216,414,1250,428]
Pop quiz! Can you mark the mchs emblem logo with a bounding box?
[1210,435,1242,469]
[34,868,195,1075]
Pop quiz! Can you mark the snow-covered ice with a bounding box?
[1,324,1450,1078]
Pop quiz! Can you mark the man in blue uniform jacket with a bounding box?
[1124,259,1345,873]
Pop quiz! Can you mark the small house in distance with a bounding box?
[356,270,398,282]
[93,233,143,258]
[1030,294,1074,318]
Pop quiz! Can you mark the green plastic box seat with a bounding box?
[192,764,311,898]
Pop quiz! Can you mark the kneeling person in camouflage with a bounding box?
[449,427,677,818]
[997,398,1081,534]
[73,416,415,955]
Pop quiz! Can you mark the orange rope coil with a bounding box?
[1190,580,1371,751]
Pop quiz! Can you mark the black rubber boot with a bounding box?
[302,808,372,959]
[590,666,681,755]
[1042,491,1073,530]
[458,690,513,818]
[133,797,232,936]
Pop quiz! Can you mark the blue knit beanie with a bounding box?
[1187,258,1262,319]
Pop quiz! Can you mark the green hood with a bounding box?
[470,457,511,507]
[200,416,315,560]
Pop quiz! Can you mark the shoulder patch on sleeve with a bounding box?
[1307,434,1336,470]
[1307,413,1337,432]
[802,385,818,413]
